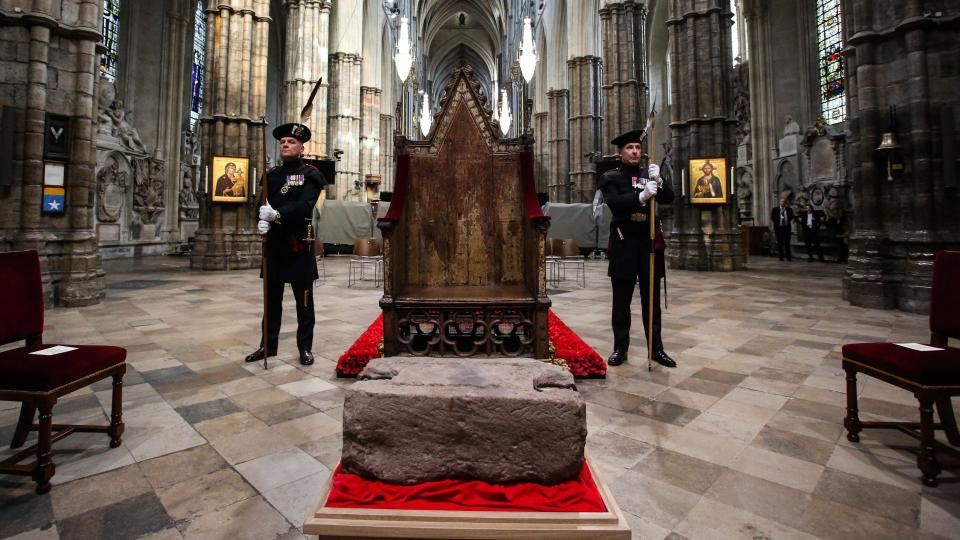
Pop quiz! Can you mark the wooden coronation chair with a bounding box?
[0,250,126,494]
[841,250,960,486]
[377,66,551,359]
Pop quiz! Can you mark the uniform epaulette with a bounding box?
[268,165,281,172]
[306,164,319,172]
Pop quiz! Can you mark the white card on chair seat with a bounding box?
[895,343,944,352]
[29,345,78,356]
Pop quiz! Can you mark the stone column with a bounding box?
[533,111,550,194]
[0,0,105,306]
[191,0,270,271]
[379,113,394,192]
[842,0,960,313]
[157,5,191,242]
[546,89,570,203]
[743,2,775,224]
[359,86,381,197]
[328,52,361,200]
[666,0,744,271]
[283,0,330,159]
[600,1,648,157]
[567,56,602,203]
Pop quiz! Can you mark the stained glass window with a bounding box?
[190,2,206,128]
[817,0,845,124]
[99,0,121,81]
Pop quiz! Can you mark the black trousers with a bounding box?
[774,228,792,260]
[260,279,314,353]
[804,230,824,261]
[611,275,663,354]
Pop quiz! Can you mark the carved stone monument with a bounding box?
[95,77,173,256]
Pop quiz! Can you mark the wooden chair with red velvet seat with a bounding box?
[0,250,126,494]
[842,250,960,487]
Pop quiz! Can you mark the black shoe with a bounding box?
[653,349,677,368]
[245,347,276,363]
[299,350,314,366]
[607,350,628,366]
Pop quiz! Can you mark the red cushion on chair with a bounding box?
[842,342,960,386]
[0,344,126,392]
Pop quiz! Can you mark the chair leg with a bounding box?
[918,394,942,487]
[34,405,55,494]
[108,373,125,448]
[843,366,862,442]
[11,402,36,449]
[935,397,960,446]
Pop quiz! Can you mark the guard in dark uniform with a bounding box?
[245,122,327,366]
[600,129,676,368]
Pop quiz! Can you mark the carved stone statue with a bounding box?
[659,140,674,186]
[182,128,198,159]
[111,101,148,154]
[737,171,753,218]
[733,63,751,145]
[783,115,801,137]
[179,172,199,220]
[96,77,148,154]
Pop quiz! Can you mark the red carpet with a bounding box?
[335,311,606,378]
[325,461,606,513]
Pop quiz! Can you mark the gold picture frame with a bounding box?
[689,157,727,204]
[210,155,249,203]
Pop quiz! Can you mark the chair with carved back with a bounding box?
[0,250,126,494]
[378,66,551,358]
[842,250,960,486]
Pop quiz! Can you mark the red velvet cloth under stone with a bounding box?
[325,461,606,513]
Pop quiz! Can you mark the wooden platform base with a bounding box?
[303,455,631,539]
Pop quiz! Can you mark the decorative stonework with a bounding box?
[96,159,128,223]
[131,157,166,240]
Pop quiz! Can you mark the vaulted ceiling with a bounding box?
[415,0,510,102]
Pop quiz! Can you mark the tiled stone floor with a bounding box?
[1,255,957,540]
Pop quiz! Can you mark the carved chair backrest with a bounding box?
[400,102,524,288]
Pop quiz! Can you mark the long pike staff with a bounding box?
[260,144,270,370]
[645,97,657,372]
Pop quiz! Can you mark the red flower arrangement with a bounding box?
[336,311,606,378]
[547,311,606,378]
[335,314,383,377]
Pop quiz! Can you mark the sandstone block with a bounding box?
[342,357,586,485]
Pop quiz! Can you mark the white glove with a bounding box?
[639,179,659,202]
[259,204,279,222]
[257,220,270,235]
[648,164,660,180]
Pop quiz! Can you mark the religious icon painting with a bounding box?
[211,155,249,203]
[689,157,728,204]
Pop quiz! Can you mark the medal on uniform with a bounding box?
[280,174,305,195]
[631,176,639,189]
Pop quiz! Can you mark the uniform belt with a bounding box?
[629,212,647,223]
